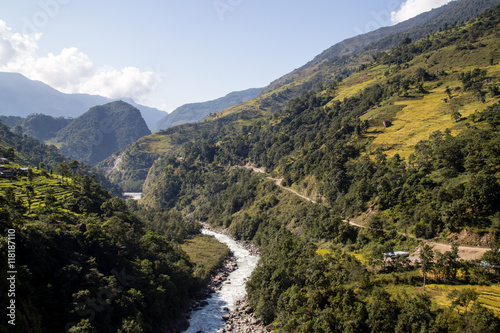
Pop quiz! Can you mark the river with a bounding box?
[183,229,260,333]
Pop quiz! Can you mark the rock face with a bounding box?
[219,299,271,333]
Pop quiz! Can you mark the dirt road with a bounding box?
[244,164,490,260]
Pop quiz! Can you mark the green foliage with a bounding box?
[0,161,206,332]
[56,101,151,165]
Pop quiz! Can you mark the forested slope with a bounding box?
[136,5,500,331]
[0,124,230,332]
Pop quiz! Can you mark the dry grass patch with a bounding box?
[181,234,231,281]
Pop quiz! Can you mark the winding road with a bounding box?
[243,164,490,260]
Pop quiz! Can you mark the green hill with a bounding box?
[55,101,151,165]
[0,134,227,332]
[0,114,73,142]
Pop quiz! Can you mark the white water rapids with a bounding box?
[183,229,260,333]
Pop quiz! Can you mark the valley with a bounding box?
[1,1,500,332]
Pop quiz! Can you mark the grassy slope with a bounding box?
[318,27,500,160]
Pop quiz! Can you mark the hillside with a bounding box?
[0,159,222,332]
[102,0,500,192]
[0,72,167,129]
[134,6,500,329]
[0,120,122,195]
[55,101,151,165]
[153,88,262,132]
[0,114,73,142]
[2,2,500,332]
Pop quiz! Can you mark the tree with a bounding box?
[448,288,478,315]
[368,289,397,332]
[451,110,462,122]
[4,147,15,161]
[24,185,35,214]
[27,168,35,183]
[44,188,57,211]
[420,244,434,289]
[69,160,80,174]
[395,293,434,333]
[101,197,128,217]
[368,215,384,239]
[14,125,23,136]
[436,243,460,282]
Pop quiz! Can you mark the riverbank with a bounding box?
[181,225,266,333]
[220,298,271,333]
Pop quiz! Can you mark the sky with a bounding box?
[0,0,453,113]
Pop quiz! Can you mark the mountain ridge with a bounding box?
[152,88,262,132]
[0,72,167,129]
[102,0,500,192]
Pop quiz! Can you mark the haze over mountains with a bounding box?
[153,88,262,132]
[0,72,166,130]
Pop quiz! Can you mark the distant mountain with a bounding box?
[152,88,262,132]
[0,72,167,129]
[55,101,151,165]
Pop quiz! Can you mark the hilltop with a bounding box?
[54,101,151,165]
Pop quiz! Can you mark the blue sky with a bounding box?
[0,0,452,112]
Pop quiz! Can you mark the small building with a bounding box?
[383,251,410,260]
[17,168,29,176]
[0,158,9,164]
[0,169,15,178]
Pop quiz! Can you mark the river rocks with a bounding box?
[184,227,262,333]
[218,298,271,333]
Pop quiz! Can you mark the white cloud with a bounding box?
[391,0,453,24]
[0,20,158,103]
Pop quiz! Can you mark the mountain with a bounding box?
[3,2,500,332]
[55,101,151,165]
[0,130,205,332]
[136,5,500,328]
[0,72,167,129]
[261,0,500,105]
[102,0,500,192]
[152,88,262,132]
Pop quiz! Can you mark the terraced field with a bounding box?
[426,284,500,315]
[0,166,73,212]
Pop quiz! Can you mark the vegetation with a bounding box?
[136,5,500,331]
[3,1,500,332]
[55,101,151,165]
[0,124,232,332]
